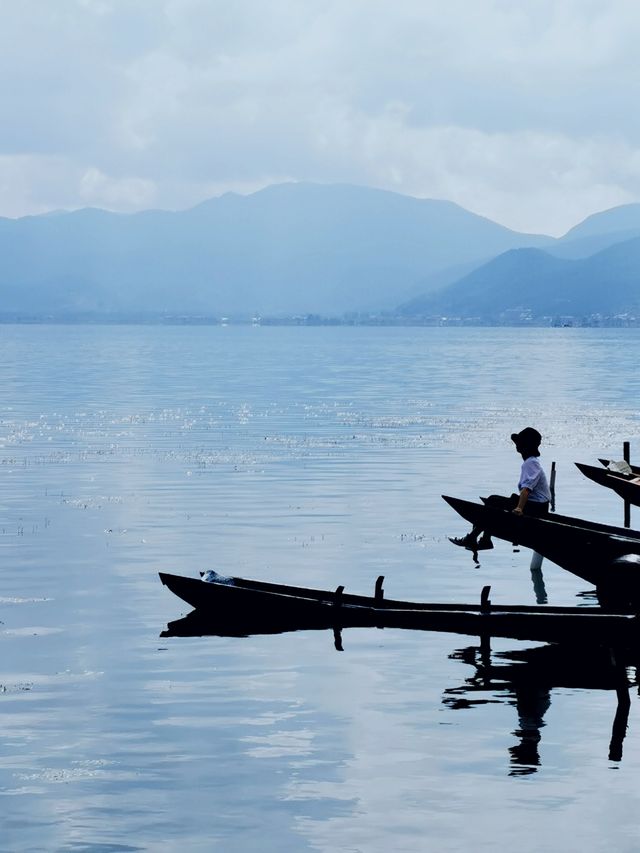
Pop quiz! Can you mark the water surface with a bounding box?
[2,325,640,851]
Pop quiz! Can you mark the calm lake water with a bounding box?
[2,324,640,852]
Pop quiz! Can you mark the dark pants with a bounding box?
[485,494,549,517]
[464,494,549,543]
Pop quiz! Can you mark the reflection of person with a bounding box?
[508,684,551,775]
[450,427,551,557]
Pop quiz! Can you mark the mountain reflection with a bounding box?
[443,643,633,775]
[162,610,634,774]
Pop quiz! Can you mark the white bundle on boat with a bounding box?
[607,460,633,475]
[201,569,235,585]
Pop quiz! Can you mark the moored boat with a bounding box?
[443,494,640,603]
[576,462,640,507]
[160,569,606,616]
[160,571,640,644]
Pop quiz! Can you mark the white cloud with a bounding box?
[309,112,640,235]
[79,167,157,209]
[0,156,158,217]
[0,155,78,218]
[1,0,640,232]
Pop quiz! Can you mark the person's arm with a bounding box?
[512,487,530,514]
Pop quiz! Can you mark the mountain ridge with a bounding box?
[400,235,640,319]
[0,182,555,318]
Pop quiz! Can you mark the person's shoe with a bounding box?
[476,534,494,551]
[449,533,478,550]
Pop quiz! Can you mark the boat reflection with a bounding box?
[162,609,634,772]
[161,608,350,650]
[443,643,633,774]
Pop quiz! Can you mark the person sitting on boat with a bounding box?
[450,427,552,558]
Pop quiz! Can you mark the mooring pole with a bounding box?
[608,648,631,762]
[624,441,631,528]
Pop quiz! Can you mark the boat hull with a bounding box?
[576,462,640,507]
[160,572,640,645]
[443,494,640,600]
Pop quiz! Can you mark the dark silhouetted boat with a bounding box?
[160,571,640,645]
[443,494,640,604]
[576,461,640,507]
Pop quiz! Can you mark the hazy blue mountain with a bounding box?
[539,204,640,261]
[0,182,553,318]
[545,228,640,260]
[398,258,485,303]
[561,203,640,240]
[400,236,640,319]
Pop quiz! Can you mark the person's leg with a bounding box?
[523,500,549,518]
[450,494,511,552]
[485,494,518,510]
[473,494,513,549]
[450,525,482,548]
[476,530,494,550]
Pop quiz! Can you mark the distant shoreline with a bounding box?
[0,314,638,328]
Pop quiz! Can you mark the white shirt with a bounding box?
[518,456,551,503]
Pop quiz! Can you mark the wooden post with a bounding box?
[480,585,491,660]
[624,441,631,528]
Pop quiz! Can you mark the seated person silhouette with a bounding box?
[450,427,551,560]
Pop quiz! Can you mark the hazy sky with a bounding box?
[2,0,640,234]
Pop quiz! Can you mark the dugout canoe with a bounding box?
[576,462,640,508]
[159,571,640,645]
[159,569,605,616]
[443,494,640,602]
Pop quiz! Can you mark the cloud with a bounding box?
[79,167,157,209]
[307,112,640,235]
[1,0,639,232]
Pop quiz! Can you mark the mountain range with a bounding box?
[401,207,640,320]
[401,236,640,319]
[1,183,639,320]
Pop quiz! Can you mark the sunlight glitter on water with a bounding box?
[1,325,640,851]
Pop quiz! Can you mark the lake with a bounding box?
[2,324,640,852]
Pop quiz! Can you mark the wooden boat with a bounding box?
[576,462,640,507]
[160,570,609,616]
[443,494,640,603]
[159,571,640,645]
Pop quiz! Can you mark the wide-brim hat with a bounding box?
[511,427,542,449]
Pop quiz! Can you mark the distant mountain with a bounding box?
[400,236,640,319]
[542,203,640,262]
[0,183,552,318]
[398,259,485,303]
[546,228,640,261]
[561,203,640,240]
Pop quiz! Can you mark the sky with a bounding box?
[2,0,640,235]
